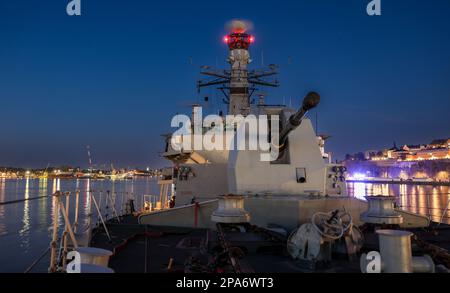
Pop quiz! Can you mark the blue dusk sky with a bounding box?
[0,0,449,168]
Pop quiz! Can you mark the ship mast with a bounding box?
[197,20,279,116]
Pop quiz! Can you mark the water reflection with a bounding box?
[19,179,31,251]
[38,179,48,229]
[432,187,440,220]
[352,182,367,200]
[82,179,92,230]
[0,179,6,236]
[347,182,450,224]
[52,179,60,194]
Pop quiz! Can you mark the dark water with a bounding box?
[0,178,158,273]
[0,179,449,273]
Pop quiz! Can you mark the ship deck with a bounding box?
[89,215,450,273]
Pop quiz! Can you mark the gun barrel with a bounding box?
[278,92,320,147]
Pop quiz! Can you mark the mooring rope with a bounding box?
[0,195,50,206]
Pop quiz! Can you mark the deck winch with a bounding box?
[287,209,364,268]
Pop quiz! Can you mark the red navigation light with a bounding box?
[249,35,255,43]
[223,35,230,43]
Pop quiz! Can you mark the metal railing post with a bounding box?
[74,189,80,233]
[91,193,112,241]
[61,192,71,270]
[49,192,61,273]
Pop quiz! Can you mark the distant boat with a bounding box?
[409,177,434,183]
[106,172,133,181]
[50,170,74,179]
[76,172,93,179]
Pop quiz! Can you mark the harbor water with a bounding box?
[0,178,449,273]
[347,182,450,225]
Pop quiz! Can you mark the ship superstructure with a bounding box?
[162,20,345,206]
[141,22,430,236]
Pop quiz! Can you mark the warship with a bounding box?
[45,20,450,274]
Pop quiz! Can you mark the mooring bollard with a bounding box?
[360,229,435,273]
